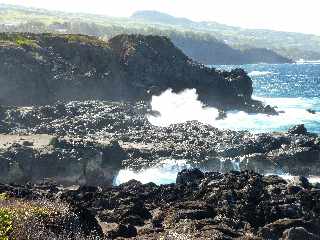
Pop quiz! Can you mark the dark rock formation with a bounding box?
[1,101,319,177]
[0,33,274,113]
[0,137,125,186]
[288,124,308,135]
[1,170,319,239]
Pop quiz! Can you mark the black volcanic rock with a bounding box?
[288,124,308,135]
[1,101,319,177]
[0,136,125,186]
[0,33,274,113]
[1,170,320,239]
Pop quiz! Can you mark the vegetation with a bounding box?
[0,33,38,48]
[0,197,71,239]
[0,208,12,240]
[61,34,108,47]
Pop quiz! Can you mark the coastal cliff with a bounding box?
[0,33,274,113]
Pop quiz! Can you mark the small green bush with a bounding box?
[0,209,13,240]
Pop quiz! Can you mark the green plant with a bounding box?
[0,209,13,240]
[0,194,8,201]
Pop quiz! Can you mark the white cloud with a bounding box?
[0,0,319,35]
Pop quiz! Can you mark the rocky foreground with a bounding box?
[1,169,320,239]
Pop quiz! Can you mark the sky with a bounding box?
[0,0,319,35]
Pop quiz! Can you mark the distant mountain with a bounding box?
[131,10,320,61]
[170,34,292,65]
[131,10,237,32]
[132,11,193,26]
[0,4,317,63]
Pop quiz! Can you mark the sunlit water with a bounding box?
[115,63,320,185]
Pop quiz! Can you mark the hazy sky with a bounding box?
[1,0,319,35]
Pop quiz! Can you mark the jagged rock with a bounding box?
[107,224,137,238]
[176,168,204,185]
[0,137,125,186]
[288,124,308,135]
[0,101,319,176]
[291,176,311,189]
[307,109,316,114]
[1,170,320,239]
[283,227,320,240]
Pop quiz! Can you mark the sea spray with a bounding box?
[248,71,273,77]
[114,159,191,185]
[148,89,320,133]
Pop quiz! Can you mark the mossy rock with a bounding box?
[0,33,38,48]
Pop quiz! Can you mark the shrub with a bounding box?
[0,209,13,240]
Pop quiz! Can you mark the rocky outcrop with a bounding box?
[1,170,320,239]
[1,101,319,176]
[0,33,274,113]
[0,136,125,186]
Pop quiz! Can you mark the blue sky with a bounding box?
[1,0,319,35]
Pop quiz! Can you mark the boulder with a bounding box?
[288,124,308,135]
[176,168,204,185]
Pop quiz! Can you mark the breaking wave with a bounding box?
[114,159,190,185]
[148,89,320,134]
[248,71,273,77]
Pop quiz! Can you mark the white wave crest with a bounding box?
[114,159,191,185]
[148,89,219,127]
[248,71,273,77]
[148,89,320,133]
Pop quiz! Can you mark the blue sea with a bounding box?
[215,63,320,133]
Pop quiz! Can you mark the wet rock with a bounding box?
[283,227,320,240]
[292,176,311,189]
[307,109,316,114]
[107,224,137,238]
[288,124,308,135]
[176,168,204,185]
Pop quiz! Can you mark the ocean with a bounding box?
[115,63,320,185]
[148,63,320,134]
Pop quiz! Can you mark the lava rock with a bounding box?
[288,124,308,135]
[176,168,204,185]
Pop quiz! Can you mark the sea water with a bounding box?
[115,63,320,185]
[149,63,320,134]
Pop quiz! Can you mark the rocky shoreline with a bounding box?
[0,33,319,239]
[1,100,319,186]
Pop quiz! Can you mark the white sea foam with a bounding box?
[248,71,273,77]
[296,59,320,65]
[148,89,320,133]
[148,89,219,127]
[114,159,191,185]
[114,162,320,185]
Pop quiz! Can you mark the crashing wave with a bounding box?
[248,71,273,77]
[148,89,320,134]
